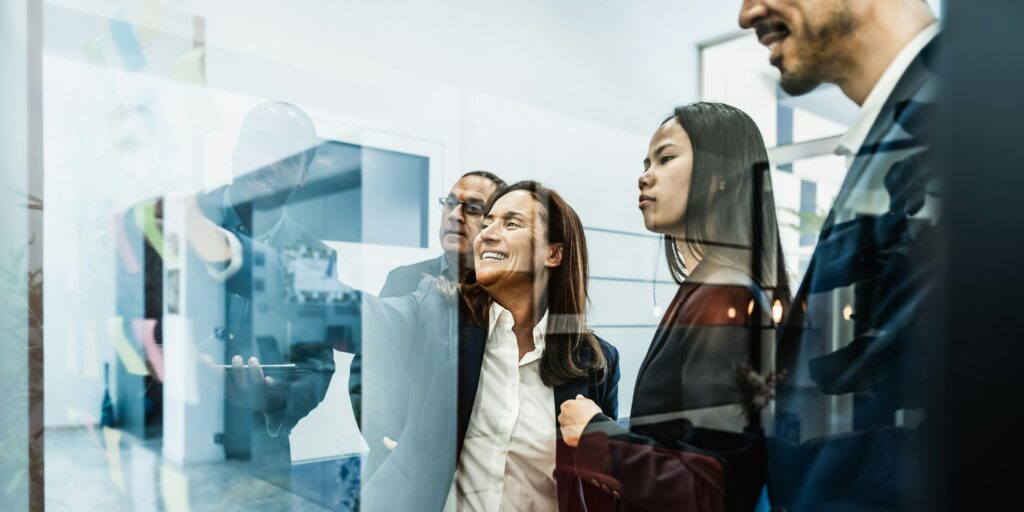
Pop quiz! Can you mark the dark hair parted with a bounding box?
[461,180,606,386]
[663,102,791,305]
[461,170,508,192]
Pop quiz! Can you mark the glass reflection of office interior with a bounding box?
[110,138,429,509]
[700,31,861,443]
[25,1,947,511]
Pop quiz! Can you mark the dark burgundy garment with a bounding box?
[576,263,774,512]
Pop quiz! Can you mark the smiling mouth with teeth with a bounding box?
[480,251,508,261]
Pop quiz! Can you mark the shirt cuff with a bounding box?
[203,227,243,282]
[262,410,288,438]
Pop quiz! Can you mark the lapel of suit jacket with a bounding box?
[822,36,940,235]
[456,316,487,458]
[634,283,686,395]
[552,344,593,512]
[632,264,713,407]
[787,37,939,335]
[553,374,589,418]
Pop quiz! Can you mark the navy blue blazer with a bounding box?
[768,36,942,511]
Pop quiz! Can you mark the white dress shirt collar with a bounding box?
[451,301,558,511]
[488,301,548,365]
[836,23,939,160]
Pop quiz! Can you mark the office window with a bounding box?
[700,32,856,283]
[288,140,430,249]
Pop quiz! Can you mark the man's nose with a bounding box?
[446,204,465,222]
[738,0,768,29]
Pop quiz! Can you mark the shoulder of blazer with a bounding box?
[389,256,444,283]
[594,335,620,370]
[381,256,445,296]
[590,334,620,418]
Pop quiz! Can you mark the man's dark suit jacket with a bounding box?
[379,255,449,298]
[767,37,942,511]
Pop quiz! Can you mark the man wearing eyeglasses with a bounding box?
[379,170,507,297]
[347,171,506,489]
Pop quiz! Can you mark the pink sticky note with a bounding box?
[134,318,164,382]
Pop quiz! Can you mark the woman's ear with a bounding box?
[545,243,564,268]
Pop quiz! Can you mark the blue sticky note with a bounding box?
[108,16,146,71]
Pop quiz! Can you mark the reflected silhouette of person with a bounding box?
[194,101,336,490]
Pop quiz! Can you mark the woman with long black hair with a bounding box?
[559,102,791,512]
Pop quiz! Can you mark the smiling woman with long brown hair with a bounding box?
[452,180,619,511]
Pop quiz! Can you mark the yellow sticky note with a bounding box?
[133,201,164,260]
[108,317,150,376]
[160,464,191,512]
[136,0,162,46]
[172,47,206,86]
[103,427,126,493]
[84,34,107,66]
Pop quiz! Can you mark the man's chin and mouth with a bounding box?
[778,64,824,96]
[442,232,468,247]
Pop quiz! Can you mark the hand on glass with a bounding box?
[225,355,286,412]
[558,394,602,448]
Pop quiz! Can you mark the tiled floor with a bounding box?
[45,427,339,511]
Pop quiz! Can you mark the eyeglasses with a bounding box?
[438,196,486,217]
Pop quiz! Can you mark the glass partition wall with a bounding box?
[0,0,963,511]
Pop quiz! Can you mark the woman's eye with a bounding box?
[507,222,521,229]
[659,155,675,165]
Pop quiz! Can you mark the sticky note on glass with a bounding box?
[160,465,192,512]
[135,318,164,382]
[103,426,126,493]
[109,317,150,376]
[108,16,146,72]
[172,47,206,86]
